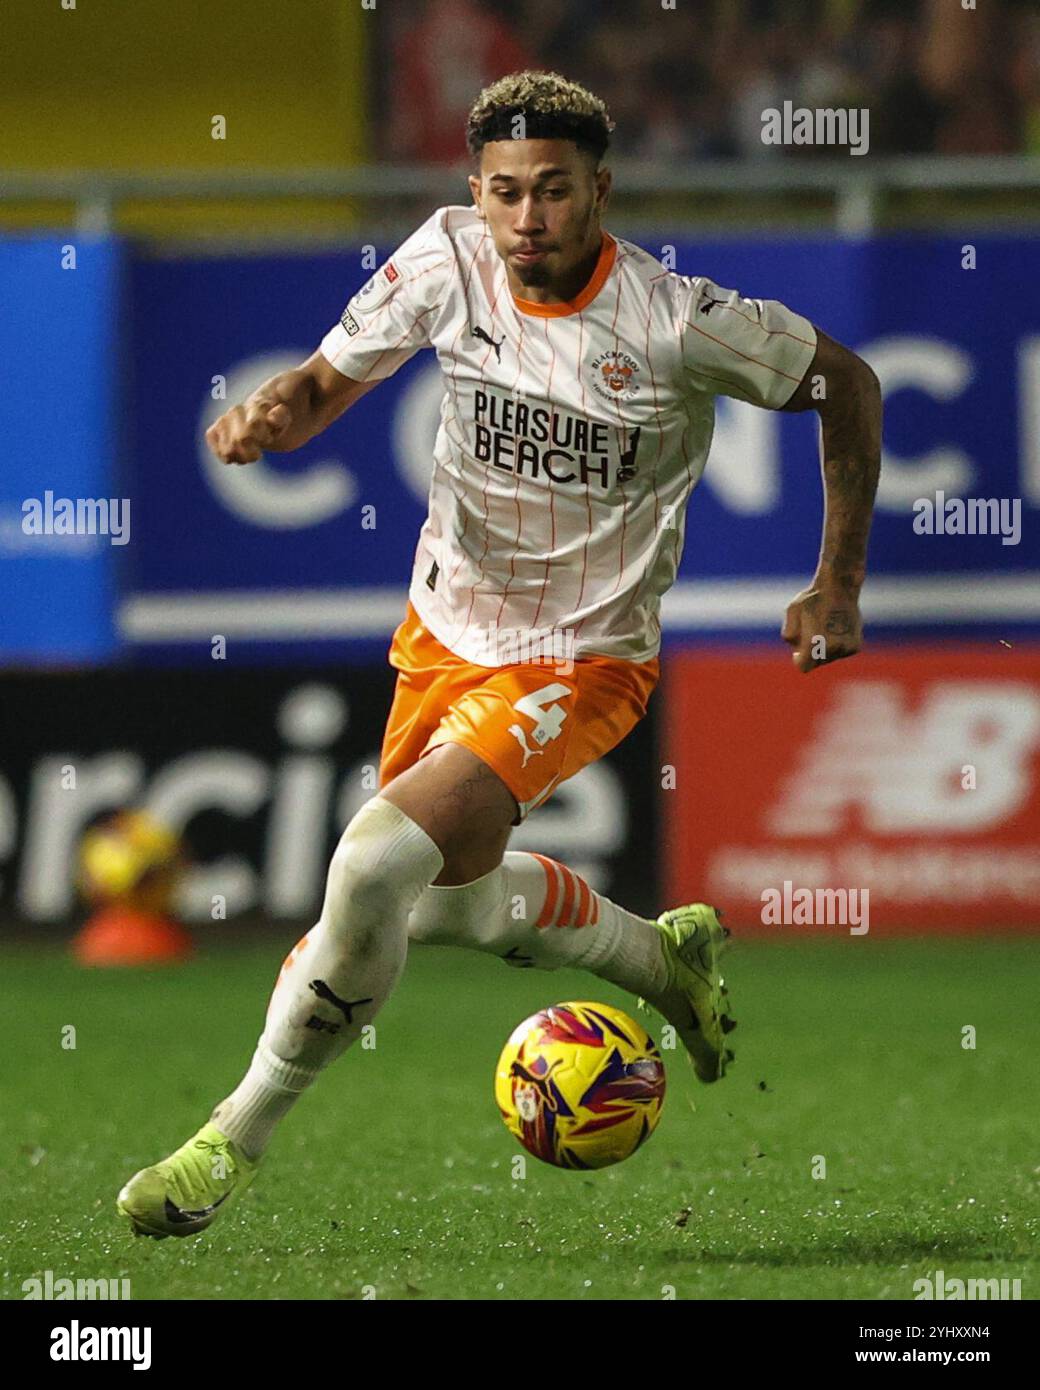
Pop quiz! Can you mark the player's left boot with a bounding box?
[116,1121,258,1239]
[641,903,736,1083]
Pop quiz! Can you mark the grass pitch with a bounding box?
[1,934,1037,1301]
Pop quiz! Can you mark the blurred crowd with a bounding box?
[375,0,1040,163]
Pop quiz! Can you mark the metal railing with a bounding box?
[2,155,1040,241]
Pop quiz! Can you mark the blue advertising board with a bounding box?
[0,236,125,664]
[120,233,1040,662]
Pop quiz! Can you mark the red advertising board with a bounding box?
[661,646,1040,935]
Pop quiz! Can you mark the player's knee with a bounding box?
[326,844,393,928]
[323,798,418,928]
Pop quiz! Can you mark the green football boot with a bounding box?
[117,1122,258,1239]
[642,903,736,1083]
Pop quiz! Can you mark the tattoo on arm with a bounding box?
[785,329,882,592]
[819,371,881,586]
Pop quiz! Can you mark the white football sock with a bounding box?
[407,850,669,1000]
[212,796,443,1158]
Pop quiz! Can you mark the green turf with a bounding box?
[1,935,1037,1301]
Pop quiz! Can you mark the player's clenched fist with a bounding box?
[206,397,294,465]
[782,582,863,674]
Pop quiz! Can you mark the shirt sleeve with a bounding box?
[679,276,818,409]
[319,210,455,383]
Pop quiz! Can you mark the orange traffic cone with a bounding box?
[73,904,193,966]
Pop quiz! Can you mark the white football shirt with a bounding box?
[320,205,817,666]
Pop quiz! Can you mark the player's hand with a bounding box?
[205,396,294,465]
[781,581,863,673]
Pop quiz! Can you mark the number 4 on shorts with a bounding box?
[513,684,571,746]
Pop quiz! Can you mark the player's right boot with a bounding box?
[116,1121,259,1239]
[641,903,736,1083]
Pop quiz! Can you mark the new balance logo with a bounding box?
[767,681,1040,834]
[472,325,504,362]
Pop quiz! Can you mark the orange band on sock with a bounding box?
[575,873,592,926]
[278,932,310,981]
[557,864,578,928]
[531,853,562,928]
[530,855,599,929]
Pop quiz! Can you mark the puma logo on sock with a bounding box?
[308,980,373,1024]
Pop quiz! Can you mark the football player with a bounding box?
[118,71,881,1237]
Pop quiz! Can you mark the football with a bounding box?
[494,1001,666,1170]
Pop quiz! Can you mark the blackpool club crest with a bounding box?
[591,350,641,403]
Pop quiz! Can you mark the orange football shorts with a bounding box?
[378,601,660,824]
